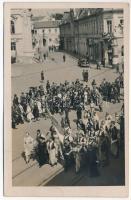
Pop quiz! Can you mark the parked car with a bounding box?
[78,58,90,68]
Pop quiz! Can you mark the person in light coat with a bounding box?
[24,132,34,163]
[47,137,58,166]
[26,103,34,122]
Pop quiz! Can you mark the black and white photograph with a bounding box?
[4,2,129,197]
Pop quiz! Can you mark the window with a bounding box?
[55,28,57,33]
[43,29,44,33]
[107,20,112,33]
[49,38,52,42]
[11,42,16,50]
[49,29,51,33]
[35,30,37,34]
[11,20,15,34]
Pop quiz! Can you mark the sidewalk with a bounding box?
[13,159,63,186]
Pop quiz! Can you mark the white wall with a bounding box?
[34,27,60,47]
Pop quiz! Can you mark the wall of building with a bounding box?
[33,26,60,51]
[11,9,34,61]
[103,10,123,65]
[59,8,123,66]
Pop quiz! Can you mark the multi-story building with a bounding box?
[59,11,75,53]
[32,19,60,54]
[11,9,34,63]
[59,8,124,66]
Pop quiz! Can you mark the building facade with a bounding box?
[59,8,124,66]
[11,9,34,63]
[32,20,60,54]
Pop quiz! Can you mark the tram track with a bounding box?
[12,161,37,180]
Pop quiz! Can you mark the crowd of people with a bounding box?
[12,70,124,176]
[23,109,124,176]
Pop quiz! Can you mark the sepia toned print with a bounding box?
[4,2,129,197]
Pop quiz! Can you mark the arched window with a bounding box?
[11,20,15,34]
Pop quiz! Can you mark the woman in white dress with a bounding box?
[37,100,42,117]
[26,103,34,122]
[47,138,58,166]
[84,91,88,105]
[24,132,34,163]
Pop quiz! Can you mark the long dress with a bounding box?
[37,100,42,114]
[73,146,81,173]
[26,105,34,121]
[110,126,119,157]
[47,141,57,166]
[24,135,34,163]
[33,104,39,119]
[37,137,49,167]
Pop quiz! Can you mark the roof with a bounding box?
[33,21,60,29]
[31,16,45,21]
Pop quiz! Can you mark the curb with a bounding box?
[38,167,64,186]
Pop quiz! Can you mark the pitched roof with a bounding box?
[33,20,60,29]
[31,16,45,21]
